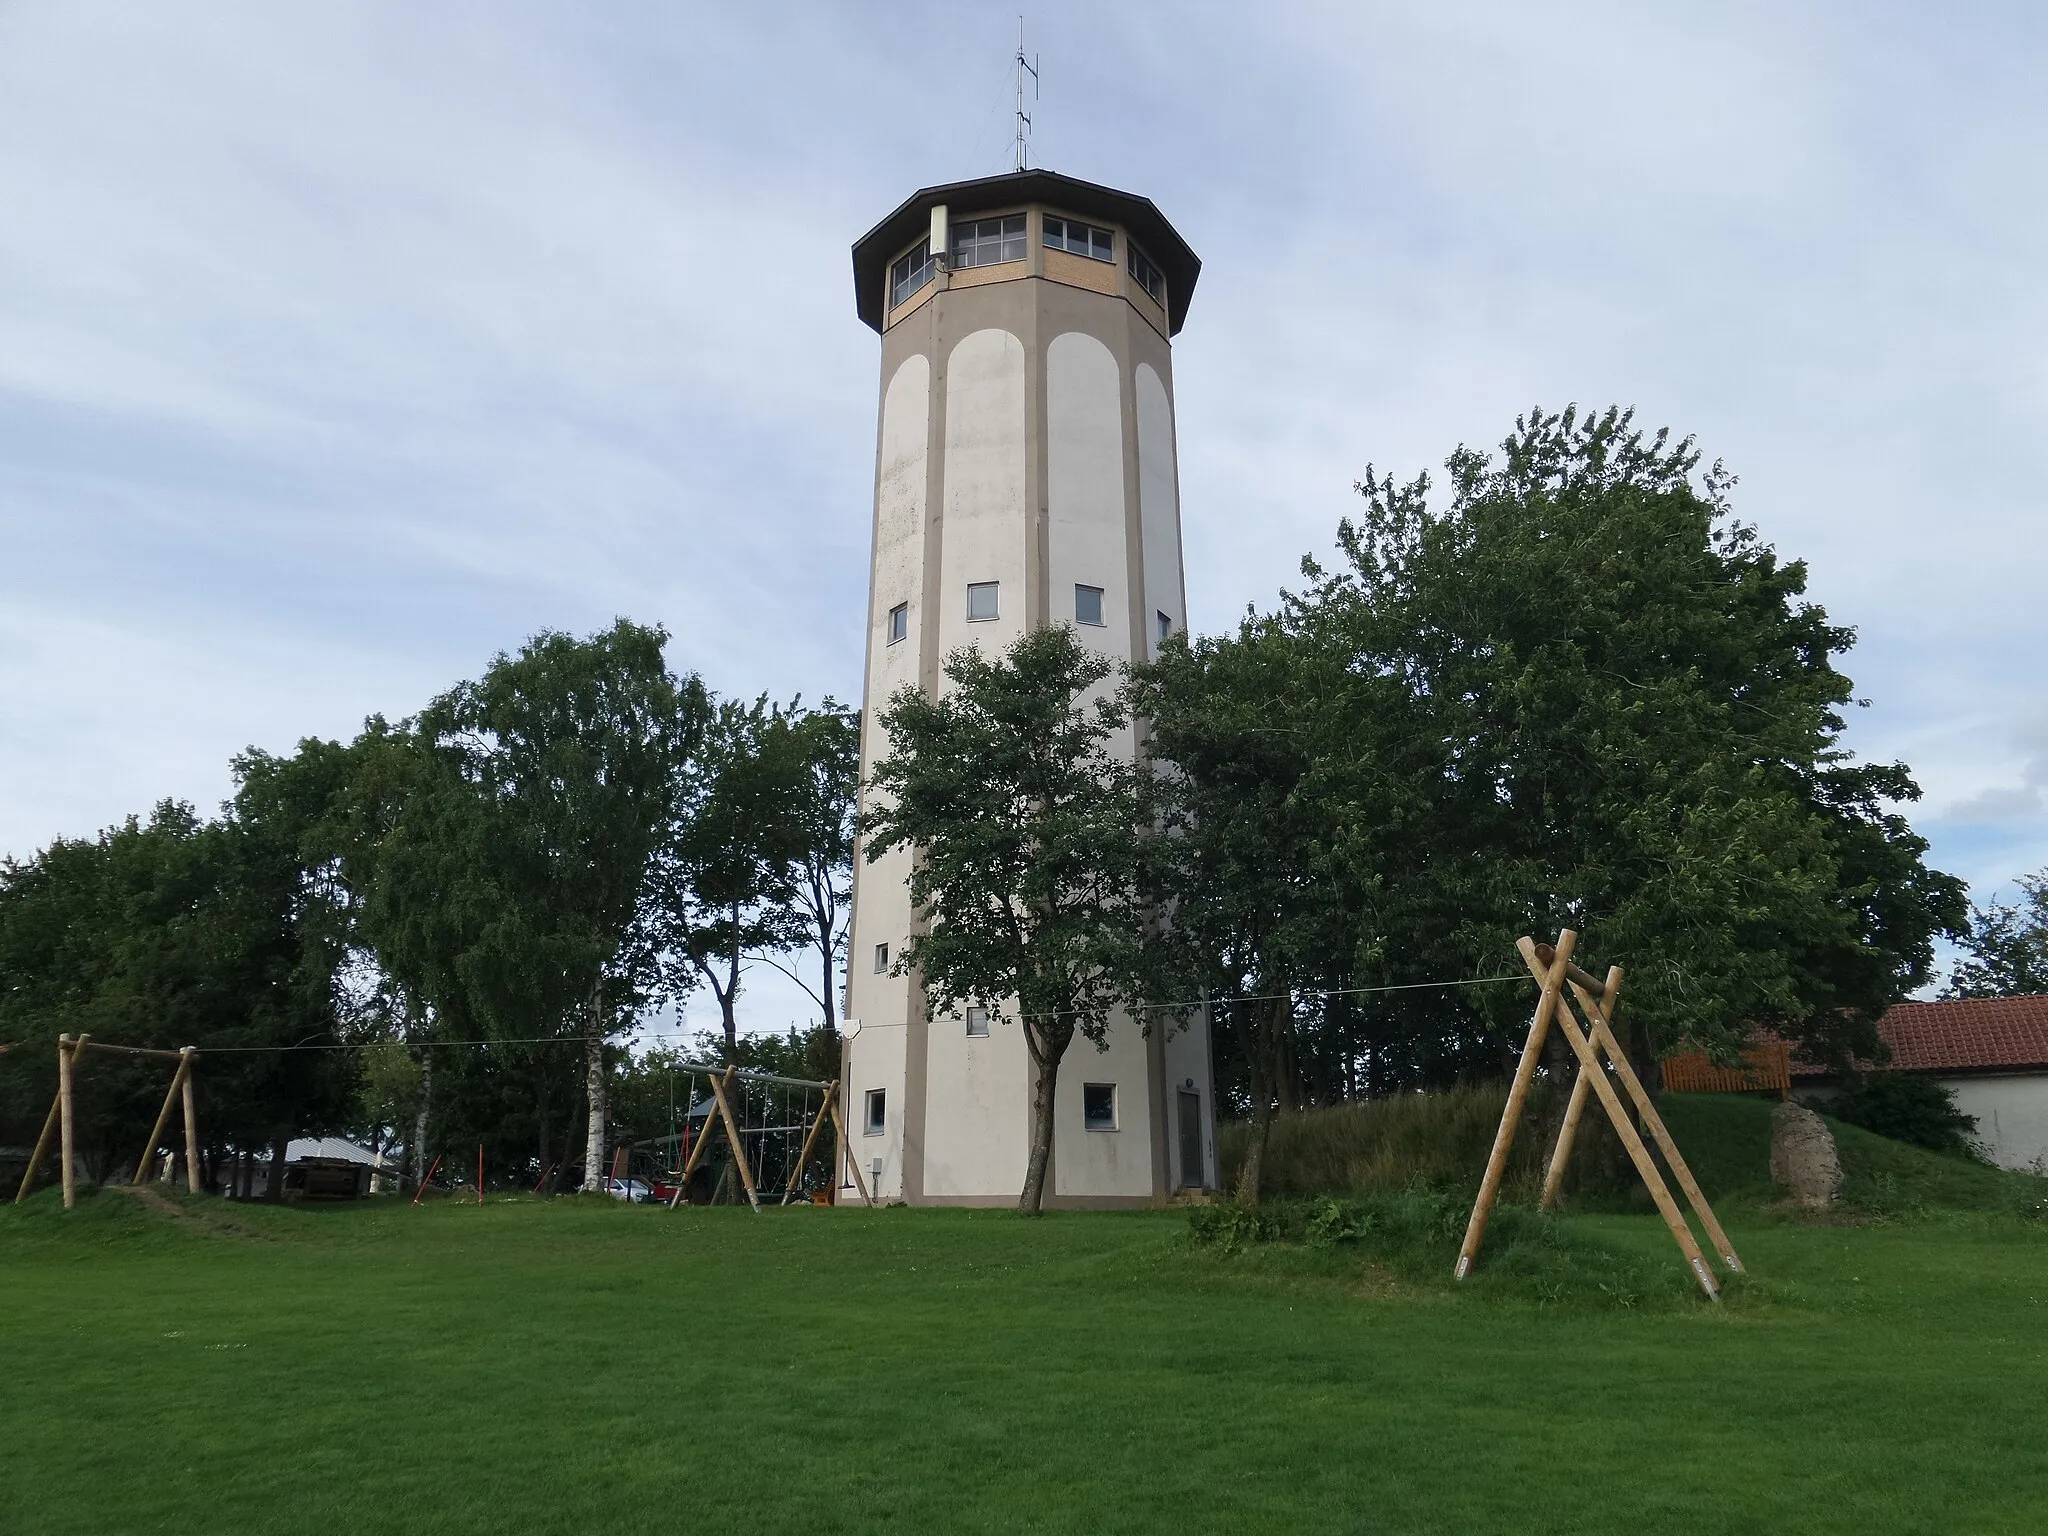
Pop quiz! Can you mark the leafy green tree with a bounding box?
[649,694,805,1059]
[0,794,355,1190]
[1280,405,1964,1073]
[415,622,683,1192]
[751,703,859,1040]
[863,626,1182,1213]
[1944,870,2048,998]
[1133,617,1351,1205]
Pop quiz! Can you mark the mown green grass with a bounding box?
[3,1182,2045,1535]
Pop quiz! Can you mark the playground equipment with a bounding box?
[642,1063,872,1213]
[1456,932,1743,1301]
[14,1034,201,1209]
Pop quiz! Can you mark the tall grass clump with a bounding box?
[1217,1083,1574,1202]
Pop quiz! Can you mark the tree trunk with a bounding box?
[411,1052,434,1190]
[724,905,742,1058]
[1018,1028,1064,1215]
[582,981,609,1193]
[265,1134,288,1201]
[1236,1097,1277,1208]
[821,917,839,1044]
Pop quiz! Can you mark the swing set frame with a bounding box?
[14,1033,202,1210]
[658,1063,874,1213]
[1456,931,1744,1301]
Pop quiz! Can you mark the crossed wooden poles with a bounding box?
[15,1035,201,1210]
[1455,931,1743,1301]
[665,1068,874,1213]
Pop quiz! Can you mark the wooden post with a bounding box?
[1523,974,1719,1301]
[179,1049,201,1194]
[477,1143,485,1205]
[669,1069,728,1207]
[1455,934,1575,1279]
[782,1083,837,1205]
[706,1067,761,1212]
[828,1092,874,1209]
[59,1033,88,1210]
[16,1088,64,1204]
[412,1151,443,1206]
[133,1056,190,1187]
[1568,980,1743,1274]
[1539,965,1622,1209]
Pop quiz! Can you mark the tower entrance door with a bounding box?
[1177,1089,1205,1190]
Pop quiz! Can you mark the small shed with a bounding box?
[279,1137,388,1200]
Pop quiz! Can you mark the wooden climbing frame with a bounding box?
[14,1035,202,1210]
[1455,931,1743,1301]
[663,1068,874,1213]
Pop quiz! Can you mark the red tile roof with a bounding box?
[1787,994,2048,1076]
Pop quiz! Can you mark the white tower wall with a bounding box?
[843,175,1215,1207]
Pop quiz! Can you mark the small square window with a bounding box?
[966,582,999,622]
[888,602,908,645]
[1157,610,1172,642]
[1083,1083,1117,1131]
[965,1006,990,1037]
[1075,584,1105,627]
[873,942,889,974]
[864,1088,887,1136]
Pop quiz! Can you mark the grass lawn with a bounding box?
[3,1181,2045,1534]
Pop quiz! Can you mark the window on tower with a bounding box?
[1157,610,1172,643]
[1074,584,1105,627]
[965,1006,990,1037]
[890,240,934,310]
[1083,1084,1118,1131]
[887,602,908,645]
[1044,215,1114,262]
[966,582,1000,622]
[1128,243,1166,306]
[951,214,1027,269]
[864,1089,887,1136]
[874,942,889,973]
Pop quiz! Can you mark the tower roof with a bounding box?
[851,169,1202,336]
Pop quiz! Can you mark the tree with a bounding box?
[1132,617,1349,1205]
[649,693,805,1059]
[413,622,682,1192]
[1278,405,1965,1074]
[1944,870,2048,998]
[862,626,1182,1213]
[0,795,355,1190]
[754,702,859,1041]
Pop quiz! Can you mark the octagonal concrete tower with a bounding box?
[840,169,1217,1208]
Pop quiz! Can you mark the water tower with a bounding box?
[842,169,1214,1206]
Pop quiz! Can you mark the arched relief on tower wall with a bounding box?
[1136,363,1185,660]
[1045,329,1135,758]
[937,328,1028,683]
[848,352,929,1095]
[1046,331,1130,662]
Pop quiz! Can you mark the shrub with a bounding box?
[1832,1074,1981,1158]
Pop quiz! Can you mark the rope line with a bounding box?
[1,975,1529,1057]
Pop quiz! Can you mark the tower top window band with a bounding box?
[951,214,1026,270]
[1128,243,1165,305]
[890,239,934,310]
[1044,215,1113,263]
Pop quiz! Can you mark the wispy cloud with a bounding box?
[4,1,2047,997]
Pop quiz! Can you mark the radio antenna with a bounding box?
[1013,18,1039,171]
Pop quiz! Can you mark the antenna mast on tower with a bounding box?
[1013,19,1039,171]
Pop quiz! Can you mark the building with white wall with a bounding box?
[840,170,1216,1207]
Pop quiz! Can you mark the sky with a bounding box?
[3,2,2045,1029]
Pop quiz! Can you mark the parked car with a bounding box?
[603,1176,653,1203]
